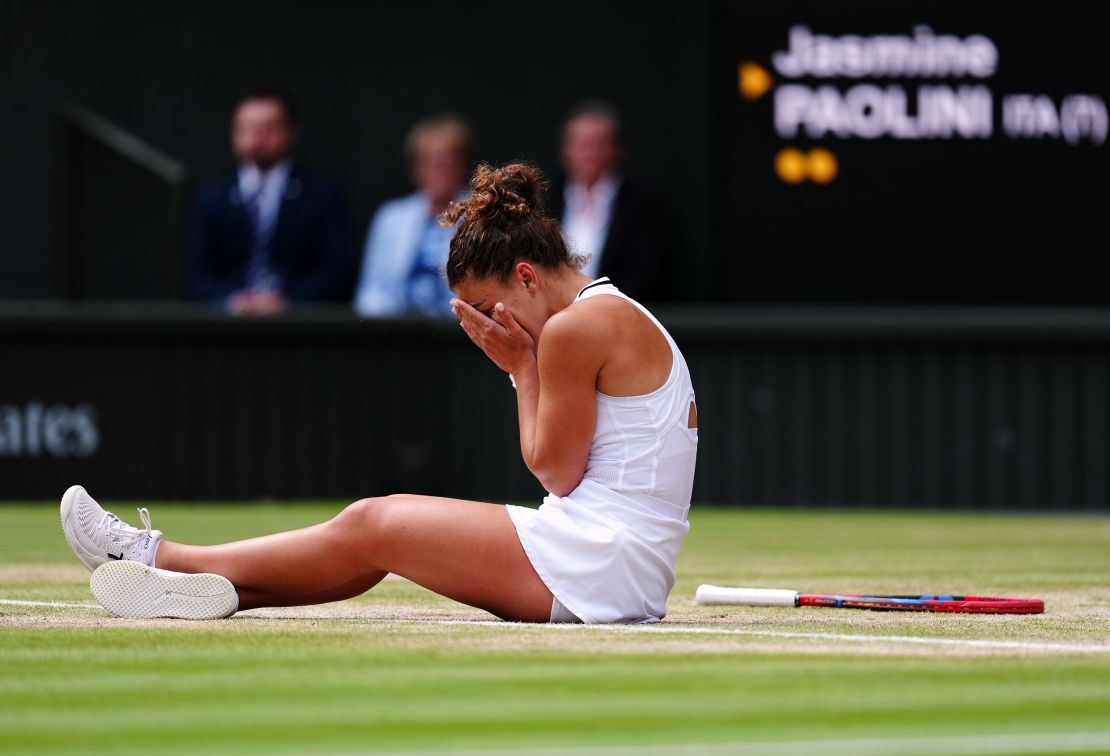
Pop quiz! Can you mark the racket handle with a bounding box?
[695,585,800,607]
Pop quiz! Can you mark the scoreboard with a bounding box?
[713,4,1108,303]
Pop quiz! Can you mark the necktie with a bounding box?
[244,187,279,291]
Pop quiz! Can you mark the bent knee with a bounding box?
[325,497,393,568]
[331,495,415,541]
[333,497,388,530]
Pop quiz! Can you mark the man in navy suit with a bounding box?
[550,100,672,303]
[188,89,356,314]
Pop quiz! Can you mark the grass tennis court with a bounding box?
[2,502,1109,755]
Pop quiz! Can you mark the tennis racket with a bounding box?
[695,585,1044,614]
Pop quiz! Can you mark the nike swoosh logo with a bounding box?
[107,553,123,560]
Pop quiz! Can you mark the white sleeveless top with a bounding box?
[506,278,698,623]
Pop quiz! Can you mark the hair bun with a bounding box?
[442,162,546,225]
[442,162,585,287]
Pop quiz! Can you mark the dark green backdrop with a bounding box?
[0,0,714,300]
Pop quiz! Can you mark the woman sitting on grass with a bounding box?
[60,162,698,624]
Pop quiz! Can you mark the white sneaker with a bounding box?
[60,485,163,572]
[91,560,238,620]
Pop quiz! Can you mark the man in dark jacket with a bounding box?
[188,88,356,314]
[550,100,671,303]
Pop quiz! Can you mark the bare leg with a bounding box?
[235,571,388,611]
[155,495,554,622]
[157,521,372,594]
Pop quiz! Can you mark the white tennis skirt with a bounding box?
[507,478,690,624]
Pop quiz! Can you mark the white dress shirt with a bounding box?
[561,173,621,278]
[237,160,292,236]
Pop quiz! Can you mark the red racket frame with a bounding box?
[796,593,1044,614]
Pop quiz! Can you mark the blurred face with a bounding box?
[453,269,550,343]
[561,113,620,188]
[232,98,295,170]
[413,131,469,206]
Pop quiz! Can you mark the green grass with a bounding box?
[2,502,1109,755]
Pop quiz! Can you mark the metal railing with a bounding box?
[57,103,188,299]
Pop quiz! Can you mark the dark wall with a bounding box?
[2,304,1108,510]
[4,2,1107,306]
[0,1,714,300]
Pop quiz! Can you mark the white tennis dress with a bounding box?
[506,278,698,624]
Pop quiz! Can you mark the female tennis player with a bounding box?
[60,162,698,624]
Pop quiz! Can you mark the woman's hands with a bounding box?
[453,298,602,497]
[451,299,536,374]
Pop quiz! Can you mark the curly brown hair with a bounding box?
[441,162,586,288]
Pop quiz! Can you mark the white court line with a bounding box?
[4,597,1109,654]
[0,598,99,609]
[362,618,1110,654]
[333,731,1110,756]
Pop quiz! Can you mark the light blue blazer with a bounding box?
[354,192,450,316]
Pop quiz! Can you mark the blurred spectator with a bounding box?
[354,115,472,317]
[552,99,670,302]
[188,88,356,314]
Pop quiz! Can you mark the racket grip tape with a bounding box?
[695,585,800,607]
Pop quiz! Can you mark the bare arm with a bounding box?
[453,301,602,496]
